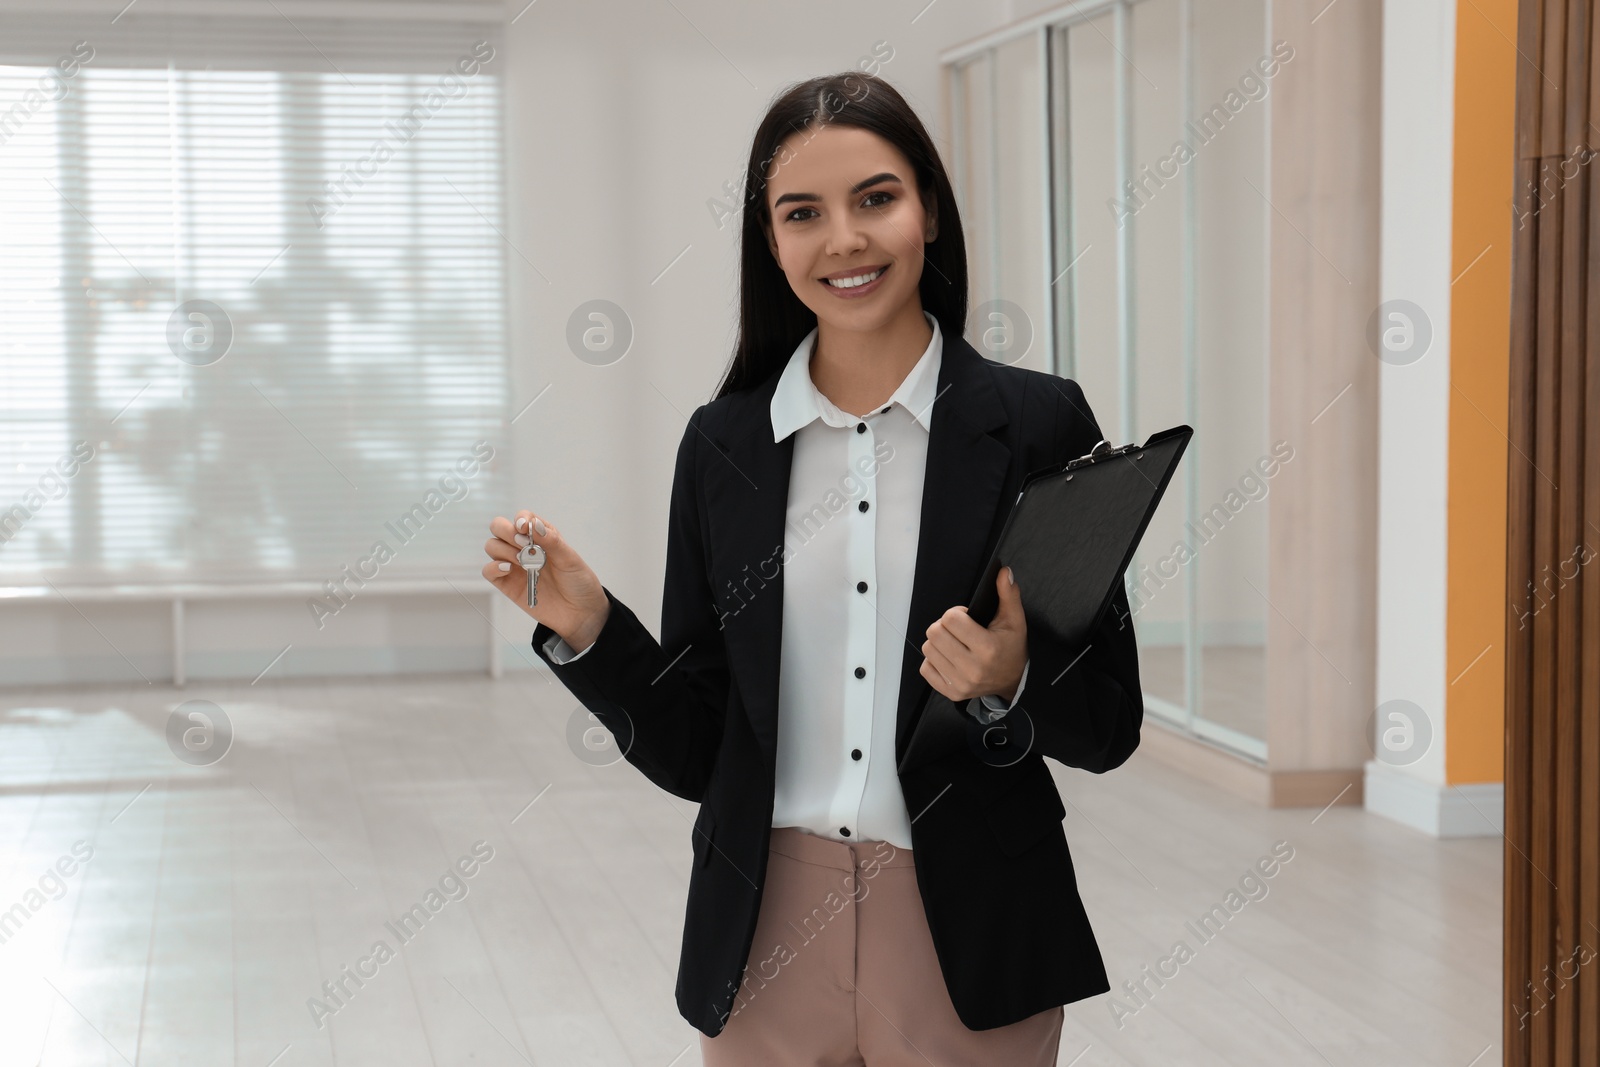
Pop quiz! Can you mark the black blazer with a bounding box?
[531,330,1144,1036]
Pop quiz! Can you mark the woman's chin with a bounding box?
[810,289,920,332]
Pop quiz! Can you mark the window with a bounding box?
[0,11,510,585]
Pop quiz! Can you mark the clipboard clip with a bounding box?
[1064,438,1144,471]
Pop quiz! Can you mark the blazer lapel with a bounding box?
[892,334,1010,764]
[701,332,1011,773]
[700,373,792,765]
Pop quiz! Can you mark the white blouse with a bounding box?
[544,310,1028,850]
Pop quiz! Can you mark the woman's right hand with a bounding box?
[483,510,611,653]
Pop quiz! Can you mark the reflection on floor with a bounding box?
[0,674,1498,1066]
[1138,643,1268,743]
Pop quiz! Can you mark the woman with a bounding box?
[483,72,1143,1066]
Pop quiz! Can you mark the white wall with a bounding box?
[1369,0,1458,824]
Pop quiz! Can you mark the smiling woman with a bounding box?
[760,131,942,416]
[490,69,1142,1066]
[714,78,969,407]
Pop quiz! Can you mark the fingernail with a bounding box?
[515,534,531,547]
[1008,568,1016,585]
[533,517,547,536]
[497,561,511,572]
[516,517,528,532]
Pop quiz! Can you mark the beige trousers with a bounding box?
[699,825,1064,1067]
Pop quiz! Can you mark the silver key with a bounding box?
[518,542,546,608]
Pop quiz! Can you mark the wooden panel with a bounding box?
[1267,768,1365,810]
[1263,0,1382,774]
[1505,1,1600,1063]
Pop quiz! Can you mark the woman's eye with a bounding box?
[863,191,894,208]
[785,207,818,222]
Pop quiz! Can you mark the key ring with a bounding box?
[518,542,547,608]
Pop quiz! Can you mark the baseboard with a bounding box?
[1135,719,1364,809]
[0,644,489,687]
[1362,760,1505,837]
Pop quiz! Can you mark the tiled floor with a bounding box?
[0,674,1499,1066]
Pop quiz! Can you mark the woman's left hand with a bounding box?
[919,566,1028,704]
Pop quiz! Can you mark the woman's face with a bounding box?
[762,123,937,333]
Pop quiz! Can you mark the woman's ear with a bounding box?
[924,201,939,244]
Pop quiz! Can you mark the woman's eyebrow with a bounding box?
[772,172,903,208]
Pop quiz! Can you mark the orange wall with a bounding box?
[1445,0,1516,784]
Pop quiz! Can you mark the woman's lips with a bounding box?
[820,263,889,299]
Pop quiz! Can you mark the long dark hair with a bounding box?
[711,72,968,402]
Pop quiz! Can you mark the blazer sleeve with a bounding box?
[530,404,730,802]
[1024,378,1145,773]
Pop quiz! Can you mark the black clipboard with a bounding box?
[898,424,1194,774]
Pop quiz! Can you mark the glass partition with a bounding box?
[951,35,1050,370]
[947,0,1270,760]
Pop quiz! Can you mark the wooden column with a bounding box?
[1505,1,1600,1063]
[1262,0,1382,791]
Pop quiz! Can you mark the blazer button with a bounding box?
[854,666,866,679]
[851,748,862,760]
[839,826,851,837]
[858,500,869,512]
[857,580,868,593]
[856,422,866,433]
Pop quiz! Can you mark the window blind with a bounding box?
[0,11,511,585]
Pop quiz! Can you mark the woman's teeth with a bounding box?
[824,267,886,288]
